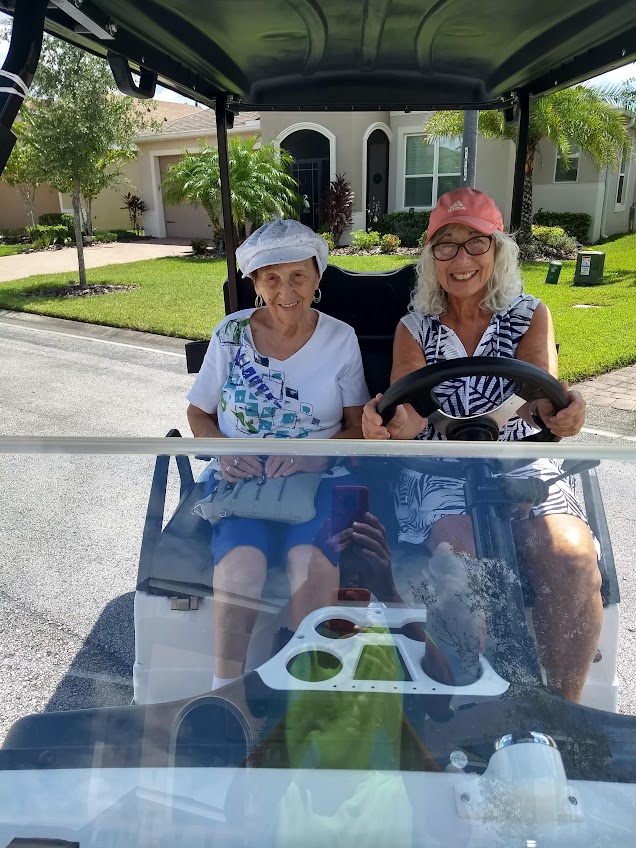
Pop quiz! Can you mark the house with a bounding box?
[2,106,635,243]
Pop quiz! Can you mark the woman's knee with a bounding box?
[427,515,476,557]
[213,546,268,596]
[286,544,336,585]
[521,517,601,592]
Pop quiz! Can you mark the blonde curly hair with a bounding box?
[410,228,523,316]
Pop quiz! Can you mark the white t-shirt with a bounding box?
[188,308,370,440]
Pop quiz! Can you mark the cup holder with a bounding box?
[287,650,343,682]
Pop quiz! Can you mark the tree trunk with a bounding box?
[518,145,537,246]
[519,173,533,244]
[83,196,94,236]
[72,178,87,286]
[18,185,37,229]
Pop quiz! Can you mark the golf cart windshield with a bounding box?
[0,436,633,847]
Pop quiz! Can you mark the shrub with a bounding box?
[191,238,209,256]
[378,211,430,247]
[27,224,68,246]
[532,209,592,244]
[351,229,381,250]
[38,212,75,239]
[110,229,146,241]
[121,193,148,235]
[0,227,30,244]
[94,231,118,243]
[531,224,577,258]
[320,231,335,251]
[418,231,428,247]
[322,173,354,246]
[380,233,401,253]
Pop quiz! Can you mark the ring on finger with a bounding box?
[289,458,294,465]
[233,458,240,467]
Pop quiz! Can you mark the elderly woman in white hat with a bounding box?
[187,219,369,691]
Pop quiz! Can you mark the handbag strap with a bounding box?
[137,430,195,585]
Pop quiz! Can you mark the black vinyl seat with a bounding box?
[185,264,417,396]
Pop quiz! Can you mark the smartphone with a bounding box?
[330,485,370,536]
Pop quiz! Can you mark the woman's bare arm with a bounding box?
[515,302,586,436]
[363,322,428,440]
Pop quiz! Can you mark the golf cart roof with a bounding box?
[7,0,636,111]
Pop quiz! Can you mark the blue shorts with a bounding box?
[209,476,349,568]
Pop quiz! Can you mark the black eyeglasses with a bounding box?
[431,235,493,261]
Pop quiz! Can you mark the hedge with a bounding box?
[532,209,592,244]
[378,211,430,247]
[38,212,75,239]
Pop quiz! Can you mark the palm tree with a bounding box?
[161,136,300,246]
[594,77,636,111]
[424,87,629,246]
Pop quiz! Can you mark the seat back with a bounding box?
[186,264,417,397]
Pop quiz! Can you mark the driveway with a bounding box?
[0,237,192,283]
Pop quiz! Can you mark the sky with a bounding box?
[0,11,634,106]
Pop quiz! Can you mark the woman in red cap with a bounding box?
[362,187,600,703]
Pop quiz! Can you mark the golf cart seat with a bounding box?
[185,263,418,397]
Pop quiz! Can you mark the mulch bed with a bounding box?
[26,281,140,299]
[330,246,421,256]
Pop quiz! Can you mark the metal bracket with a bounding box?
[107,52,157,100]
[504,98,519,127]
[170,596,200,611]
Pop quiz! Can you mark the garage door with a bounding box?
[159,155,215,239]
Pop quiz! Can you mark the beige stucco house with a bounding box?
[2,103,635,244]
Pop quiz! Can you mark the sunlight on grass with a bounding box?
[0,244,30,257]
[2,234,636,382]
[0,256,228,339]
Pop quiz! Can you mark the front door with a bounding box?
[292,158,328,231]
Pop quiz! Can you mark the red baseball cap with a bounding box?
[426,188,504,243]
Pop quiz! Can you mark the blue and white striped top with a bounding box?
[401,294,540,442]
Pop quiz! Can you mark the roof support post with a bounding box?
[0,0,48,176]
[510,90,529,232]
[461,110,478,188]
[215,94,238,314]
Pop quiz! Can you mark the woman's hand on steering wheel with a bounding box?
[534,382,586,438]
[363,394,409,440]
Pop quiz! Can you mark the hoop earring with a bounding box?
[313,289,322,304]
[255,294,264,308]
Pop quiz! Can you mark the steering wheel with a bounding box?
[377,356,569,443]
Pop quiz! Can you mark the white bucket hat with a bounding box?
[236,219,329,279]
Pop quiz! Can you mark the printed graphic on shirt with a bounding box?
[216,317,319,437]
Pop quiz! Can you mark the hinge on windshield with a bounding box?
[170,596,200,611]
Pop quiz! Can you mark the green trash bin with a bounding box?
[545,261,562,284]
[574,250,605,285]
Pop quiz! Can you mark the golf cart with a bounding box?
[1,1,636,845]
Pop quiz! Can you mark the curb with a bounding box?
[0,309,190,356]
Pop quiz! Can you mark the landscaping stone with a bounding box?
[26,282,140,299]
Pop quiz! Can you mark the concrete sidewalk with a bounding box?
[0,238,192,283]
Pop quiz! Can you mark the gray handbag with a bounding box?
[193,472,323,525]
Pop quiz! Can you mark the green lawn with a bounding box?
[0,244,30,257]
[1,235,636,383]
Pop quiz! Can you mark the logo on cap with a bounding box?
[448,200,466,212]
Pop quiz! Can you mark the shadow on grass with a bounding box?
[571,269,634,287]
[594,232,636,246]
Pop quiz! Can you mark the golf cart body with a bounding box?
[2,0,636,845]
